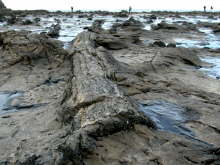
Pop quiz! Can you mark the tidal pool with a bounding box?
[200,57,220,79]
[0,91,22,115]
[140,100,194,137]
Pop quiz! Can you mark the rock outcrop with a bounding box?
[84,19,142,50]
[153,48,203,67]
[47,23,61,38]
[151,40,166,47]
[152,21,197,31]
[116,17,144,31]
[152,21,179,30]
[213,26,220,33]
[0,30,67,68]
[113,12,129,18]
[0,0,6,9]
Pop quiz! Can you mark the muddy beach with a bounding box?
[0,6,220,165]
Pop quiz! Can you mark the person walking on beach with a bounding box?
[211,6,213,11]
[71,6,74,13]
[129,6,132,14]
[203,5,206,12]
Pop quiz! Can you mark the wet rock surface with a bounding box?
[0,11,220,164]
[47,23,61,38]
[0,30,67,69]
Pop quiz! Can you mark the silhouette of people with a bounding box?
[71,6,73,12]
[129,6,132,14]
[211,6,213,11]
[203,6,206,12]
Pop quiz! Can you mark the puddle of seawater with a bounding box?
[0,91,22,115]
[144,25,151,30]
[199,28,213,34]
[199,28,220,49]
[181,15,220,24]
[175,27,220,49]
[200,57,220,79]
[140,100,194,137]
[175,38,203,48]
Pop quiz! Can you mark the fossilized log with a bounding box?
[57,31,155,163]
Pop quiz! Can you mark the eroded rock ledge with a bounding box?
[0,30,67,69]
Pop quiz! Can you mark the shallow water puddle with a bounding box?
[140,100,194,137]
[175,28,220,49]
[0,91,22,115]
[175,38,203,48]
[181,15,220,24]
[200,57,220,79]
[199,28,220,49]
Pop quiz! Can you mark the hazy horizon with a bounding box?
[2,0,220,11]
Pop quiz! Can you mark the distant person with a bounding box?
[71,6,74,13]
[129,6,132,14]
[203,5,206,12]
[211,6,213,11]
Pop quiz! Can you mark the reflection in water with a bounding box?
[200,57,220,79]
[140,100,194,137]
[175,38,203,48]
[175,28,220,49]
[0,91,22,115]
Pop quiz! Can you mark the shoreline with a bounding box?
[0,9,220,164]
[1,8,220,15]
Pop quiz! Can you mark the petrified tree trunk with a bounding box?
[56,31,154,163]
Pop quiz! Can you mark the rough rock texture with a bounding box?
[213,26,220,33]
[120,17,144,30]
[56,31,156,163]
[113,12,128,18]
[151,40,166,47]
[0,30,67,69]
[153,48,203,67]
[85,125,220,165]
[59,32,154,128]
[84,19,142,50]
[47,23,61,38]
[152,21,197,31]
[85,19,105,33]
[94,32,141,50]
[110,17,144,33]
[152,22,179,30]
